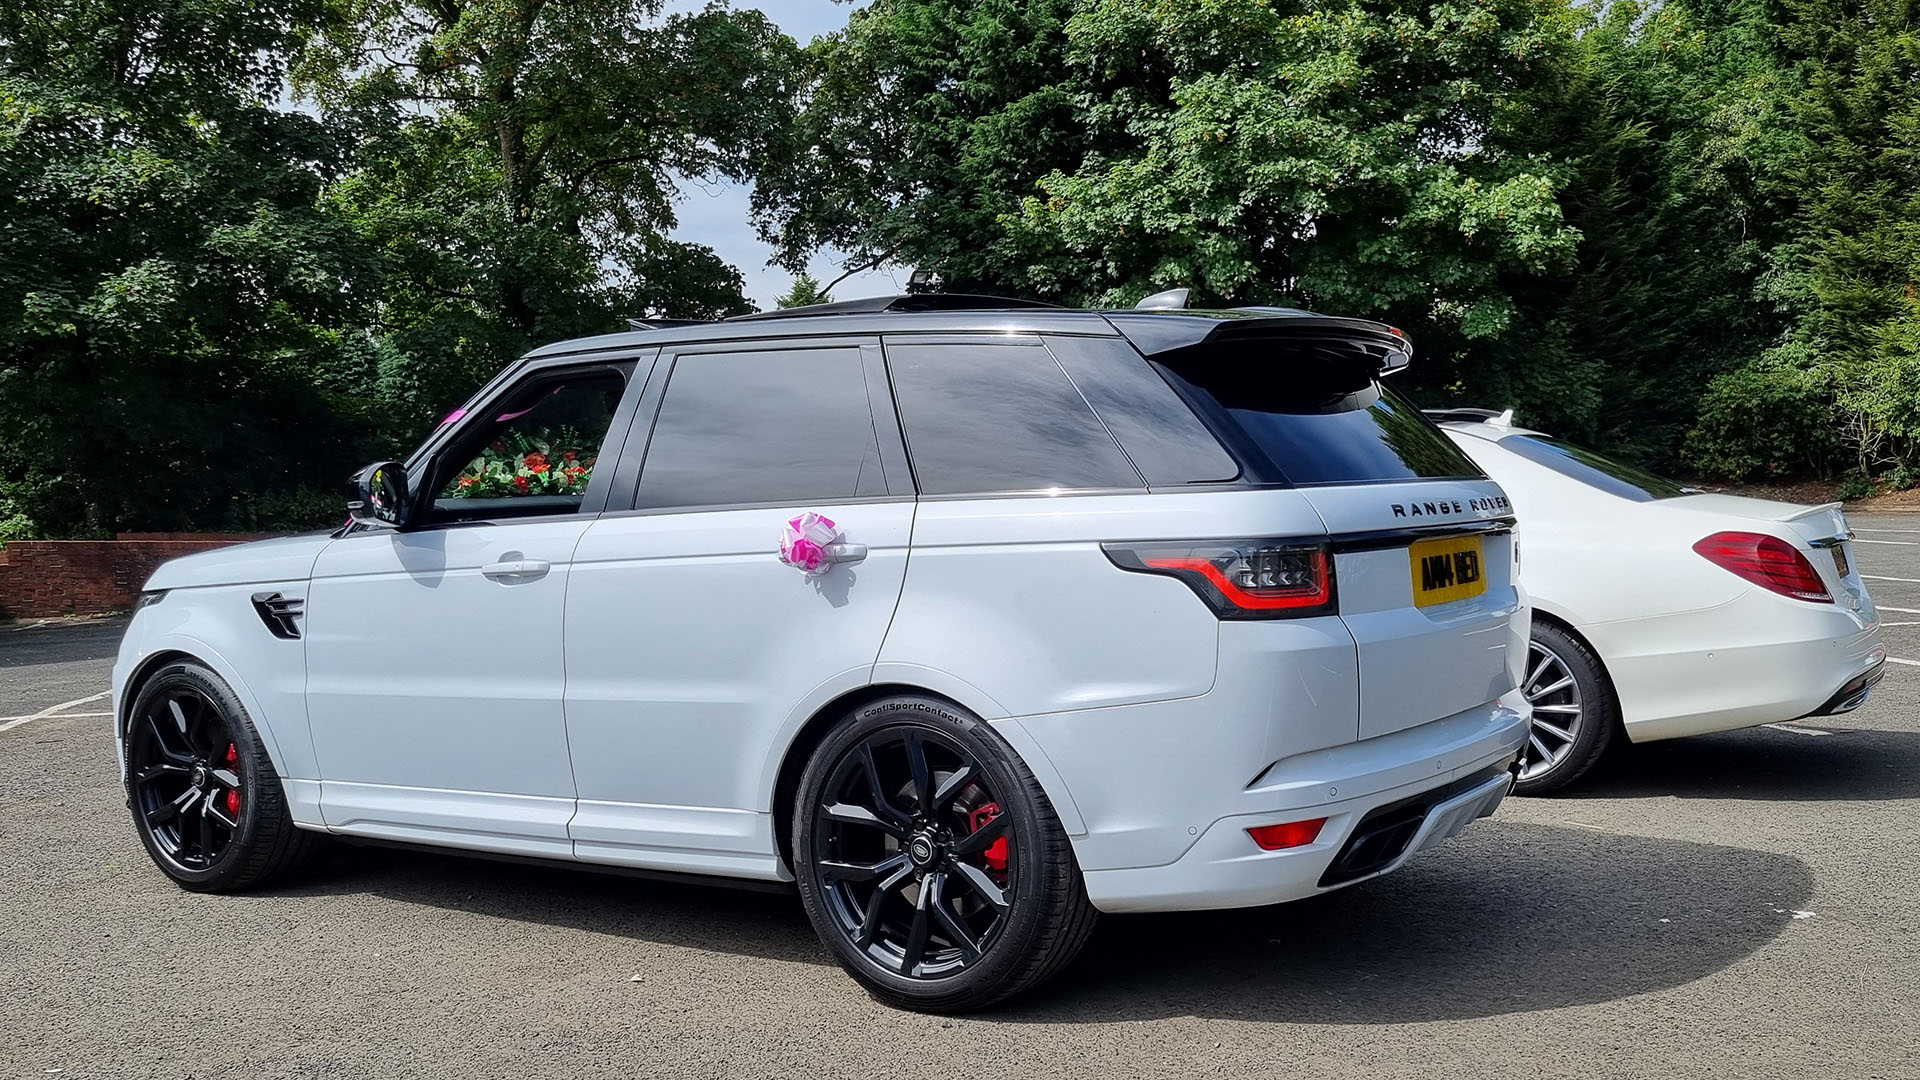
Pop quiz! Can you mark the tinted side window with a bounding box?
[1157,338,1482,485]
[886,341,1145,495]
[1044,335,1239,486]
[635,346,888,510]
[1500,434,1688,501]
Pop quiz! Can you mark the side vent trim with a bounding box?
[250,592,304,640]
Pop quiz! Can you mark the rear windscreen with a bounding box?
[1156,339,1483,485]
[1500,434,1688,501]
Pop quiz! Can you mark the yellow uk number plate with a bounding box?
[1409,535,1487,607]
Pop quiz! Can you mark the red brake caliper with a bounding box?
[967,802,1008,883]
[224,743,241,817]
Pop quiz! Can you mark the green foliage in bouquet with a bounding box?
[443,428,596,499]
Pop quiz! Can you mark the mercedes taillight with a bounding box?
[1692,531,1832,603]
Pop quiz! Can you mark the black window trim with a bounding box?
[606,335,914,515]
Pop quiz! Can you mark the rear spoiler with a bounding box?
[1102,310,1412,375]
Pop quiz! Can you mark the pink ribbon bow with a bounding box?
[779,512,840,576]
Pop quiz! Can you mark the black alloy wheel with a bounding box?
[794,696,1097,1012]
[812,726,1016,979]
[124,660,315,892]
[129,683,245,873]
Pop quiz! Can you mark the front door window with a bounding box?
[431,370,626,523]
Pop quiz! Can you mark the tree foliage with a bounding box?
[0,0,379,532]
[296,0,798,426]
[6,0,1920,538]
[755,0,1089,292]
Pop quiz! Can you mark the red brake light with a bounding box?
[1691,531,1832,603]
[1103,540,1335,618]
[1247,818,1327,850]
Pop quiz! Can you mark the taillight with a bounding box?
[1691,531,1832,603]
[1102,539,1335,618]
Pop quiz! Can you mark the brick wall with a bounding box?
[0,534,272,620]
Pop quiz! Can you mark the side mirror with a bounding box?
[348,461,412,528]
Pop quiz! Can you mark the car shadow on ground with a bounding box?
[1563,724,1920,802]
[281,819,1808,1025]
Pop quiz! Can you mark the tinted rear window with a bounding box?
[887,341,1146,495]
[1500,434,1688,501]
[1156,340,1482,485]
[1043,335,1240,486]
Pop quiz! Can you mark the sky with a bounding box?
[662,1,905,309]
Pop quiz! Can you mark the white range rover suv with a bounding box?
[114,294,1530,1010]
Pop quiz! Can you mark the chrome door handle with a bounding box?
[481,558,551,580]
[825,543,867,565]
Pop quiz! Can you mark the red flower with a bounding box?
[458,476,476,489]
[563,451,577,462]
[514,475,529,493]
[523,452,547,470]
[530,463,550,475]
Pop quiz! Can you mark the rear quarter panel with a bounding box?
[876,490,1333,717]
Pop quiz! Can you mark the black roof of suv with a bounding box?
[530,293,1412,372]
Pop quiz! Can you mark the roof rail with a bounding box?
[627,318,713,331]
[725,293,1063,322]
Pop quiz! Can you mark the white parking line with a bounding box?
[0,690,110,733]
[1764,723,1834,736]
[1855,539,1920,545]
[1863,575,1920,583]
[1853,527,1920,533]
[1880,621,1920,627]
[1885,657,1920,668]
[1876,605,1920,613]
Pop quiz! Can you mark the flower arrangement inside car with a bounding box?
[443,430,595,498]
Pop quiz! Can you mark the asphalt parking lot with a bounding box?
[3,519,1918,1079]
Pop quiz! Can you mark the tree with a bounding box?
[0,0,380,533]
[763,0,1589,407]
[1739,0,1920,478]
[1009,0,1583,351]
[775,274,827,307]
[297,0,799,424]
[754,0,1089,294]
[1483,0,1798,465]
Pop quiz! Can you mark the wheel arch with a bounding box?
[116,640,297,784]
[118,648,201,735]
[1528,608,1625,730]
[767,682,1087,875]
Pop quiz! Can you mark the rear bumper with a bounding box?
[1597,598,1885,742]
[1807,656,1886,717]
[1022,689,1529,914]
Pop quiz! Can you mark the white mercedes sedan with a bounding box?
[1431,410,1885,793]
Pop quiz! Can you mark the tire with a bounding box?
[1513,621,1620,795]
[124,660,316,892]
[792,695,1098,1012]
